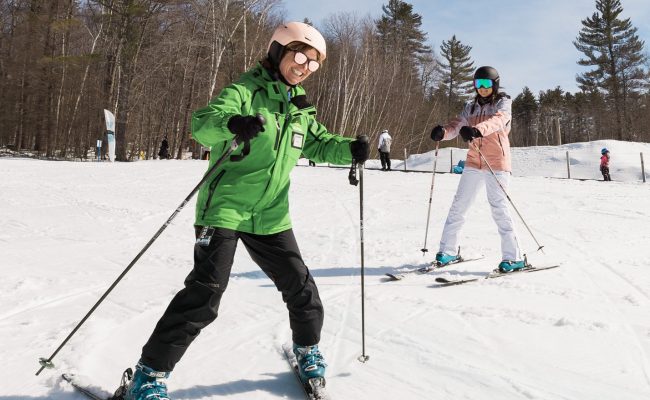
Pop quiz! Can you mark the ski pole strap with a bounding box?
[348,160,359,186]
[229,140,250,162]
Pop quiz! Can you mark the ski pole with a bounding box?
[348,136,369,362]
[357,161,369,363]
[469,140,545,253]
[420,141,440,255]
[36,115,265,376]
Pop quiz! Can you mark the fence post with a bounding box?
[641,152,646,183]
[566,151,570,179]
[403,148,407,171]
[450,149,453,173]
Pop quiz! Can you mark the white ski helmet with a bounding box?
[267,22,327,68]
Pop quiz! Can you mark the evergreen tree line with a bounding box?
[0,0,647,161]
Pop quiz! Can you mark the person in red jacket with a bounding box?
[600,148,611,181]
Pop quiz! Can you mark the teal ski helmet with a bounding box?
[601,148,609,155]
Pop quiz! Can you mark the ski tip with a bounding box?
[435,277,452,283]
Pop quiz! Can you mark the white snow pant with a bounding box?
[438,167,522,261]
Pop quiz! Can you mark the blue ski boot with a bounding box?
[498,260,527,273]
[292,344,327,383]
[435,252,460,266]
[124,361,170,400]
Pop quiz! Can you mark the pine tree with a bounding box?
[512,87,538,146]
[376,0,431,65]
[373,0,433,152]
[573,0,648,140]
[436,35,474,119]
[538,87,567,146]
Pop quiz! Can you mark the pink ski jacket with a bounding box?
[443,96,513,172]
[600,154,609,167]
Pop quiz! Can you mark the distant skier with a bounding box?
[429,66,525,273]
[122,22,369,400]
[158,138,169,159]
[378,129,392,170]
[600,148,611,181]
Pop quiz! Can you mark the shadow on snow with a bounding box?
[7,371,302,400]
[231,262,490,281]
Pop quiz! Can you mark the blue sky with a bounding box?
[281,0,650,96]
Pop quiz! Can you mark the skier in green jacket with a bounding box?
[124,22,370,400]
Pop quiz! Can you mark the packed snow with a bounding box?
[2,140,650,399]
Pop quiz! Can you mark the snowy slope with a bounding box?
[1,140,650,399]
[392,139,650,182]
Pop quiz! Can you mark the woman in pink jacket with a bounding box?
[430,66,524,273]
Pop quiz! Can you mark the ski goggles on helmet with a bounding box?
[293,51,320,72]
[474,78,493,89]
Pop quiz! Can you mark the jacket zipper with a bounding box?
[274,90,292,151]
[201,169,226,219]
[478,107,485,169]
[274,114,283,150]
[255,89,292,215]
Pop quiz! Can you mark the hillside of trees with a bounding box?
[0,0,648,161]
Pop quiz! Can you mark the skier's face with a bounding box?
[279,47,319,86]
[477,87,493,98]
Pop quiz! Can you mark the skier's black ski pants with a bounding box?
[379,150,391,170]
[140,227,324,372]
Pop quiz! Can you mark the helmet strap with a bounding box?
[265,42,296,87]
[268,41,284,70]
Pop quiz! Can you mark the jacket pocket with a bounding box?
[201,169,226,220]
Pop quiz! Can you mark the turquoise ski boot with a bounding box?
[435,252,460,267]
[124,361,170,400]
[498,260,527,273]
[292,344,327,383]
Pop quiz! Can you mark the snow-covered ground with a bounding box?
[2,140,650,399]
[394,139,650,182]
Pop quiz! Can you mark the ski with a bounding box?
[62,369,131,400]
[62,373,110,400]
[384,256,484,281]
[434,264,560,287]
[282,343,331,400]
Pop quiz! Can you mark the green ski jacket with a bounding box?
[192,63,354,234]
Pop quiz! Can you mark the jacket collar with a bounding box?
[246,63,314,114]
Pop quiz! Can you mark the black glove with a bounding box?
[430,125,445,141]
[227,115,265,141]
[350,135,370,163]
[459,126,482,142]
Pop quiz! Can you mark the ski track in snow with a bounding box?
[2,140,650,399]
